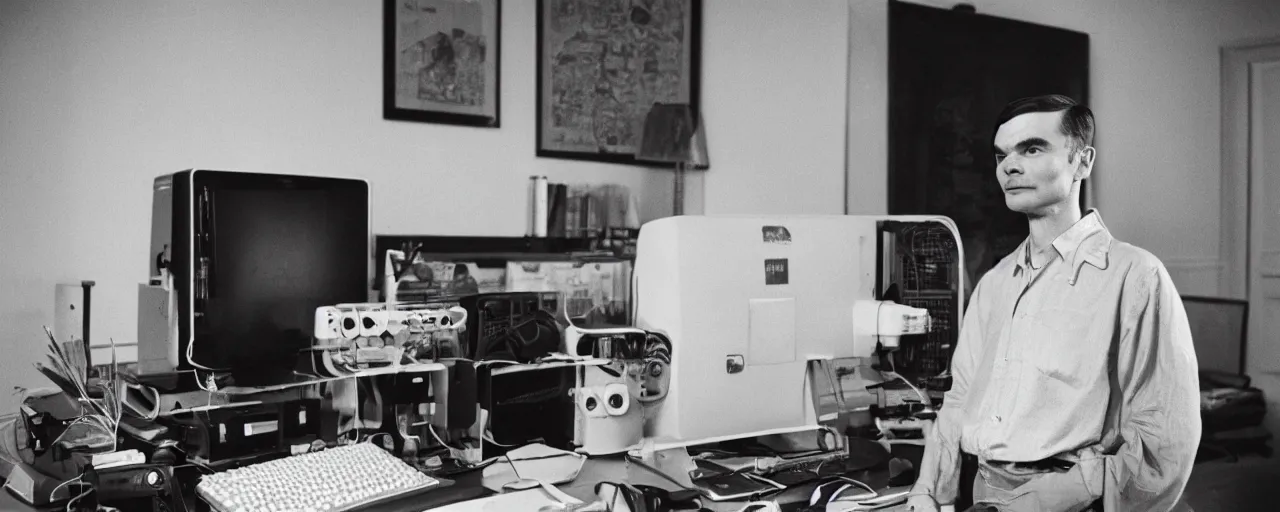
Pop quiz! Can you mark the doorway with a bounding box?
[1221,39,1280,436]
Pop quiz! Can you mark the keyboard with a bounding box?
[195,442,440,512]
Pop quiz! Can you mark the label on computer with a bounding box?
[762,225,792,244]
[244,420,279,437]
[764,258,789,285]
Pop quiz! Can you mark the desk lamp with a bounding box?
[637,103,709,216]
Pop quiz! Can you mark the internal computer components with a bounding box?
[878,220,962,391]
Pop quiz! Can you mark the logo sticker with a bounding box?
[762,226,791,244]
[725,355,745,374]
[765,258,789,285]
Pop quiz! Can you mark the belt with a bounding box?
[962,452,1076,472]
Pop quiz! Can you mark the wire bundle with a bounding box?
[29,326,122,453]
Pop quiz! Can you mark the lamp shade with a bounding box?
[637,103,708,168]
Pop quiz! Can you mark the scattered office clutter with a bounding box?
[311,302,469,369]
[4,330,139,509]
[376,235,633,325]
[461,292,563,362]
[0,170,968,511]
[527,178,641,241]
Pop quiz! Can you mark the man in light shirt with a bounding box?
[906,95,1201,512]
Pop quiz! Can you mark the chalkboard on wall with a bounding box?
[888,0,1090,300]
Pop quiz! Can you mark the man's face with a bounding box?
[993,111,1093,216]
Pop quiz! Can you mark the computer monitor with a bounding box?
[1182,295,1247,374]
[139,170,370,383]
[632,215,963,449]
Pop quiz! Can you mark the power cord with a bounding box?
[64,481,95,512]
[883,354,933,409]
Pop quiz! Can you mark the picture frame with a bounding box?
[383,0,501,128]
[535,0,702,165]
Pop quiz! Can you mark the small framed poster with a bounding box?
[384,0,501,127]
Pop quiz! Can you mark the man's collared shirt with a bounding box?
[911,210,1201,511]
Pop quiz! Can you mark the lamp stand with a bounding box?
[673,161,686,216]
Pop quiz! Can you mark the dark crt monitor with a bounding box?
[193,171,369,384]
[1181,295,1248,375]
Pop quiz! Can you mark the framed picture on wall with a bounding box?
[383,0,501,127]
[888,0,1089,300]
[535,0,702,165]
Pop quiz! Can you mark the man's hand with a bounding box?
[906,494,940,512]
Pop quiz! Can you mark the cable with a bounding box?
[482,432,516,447]
[172,460,217,475]
[427,424,464,451]
[180,272,228,373]
[166,443,217,474]
[474,359,524,367]
[393,244,426,282]
[184,345,251,387]
[103,338,123,451]
[49,475,85,506]
[503,453,524,481]
[808,477,878,507]
[623,453,700,494]
[606,483,624,512]
[64,481,93,512]
[503,452,580,464]
[629,266,639,325]
[882,354,932,409]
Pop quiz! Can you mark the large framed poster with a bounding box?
[888,0,1090,297]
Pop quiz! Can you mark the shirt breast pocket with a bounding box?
[1033,307,1100,387]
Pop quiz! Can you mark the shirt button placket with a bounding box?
[1005,273,1041,437]
[985,310,1016,454]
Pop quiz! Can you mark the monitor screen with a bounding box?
[1182,296,1247,374]
[194,176,368,380]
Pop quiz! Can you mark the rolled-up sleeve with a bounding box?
[910,278,988,505]
[1105,265,1202,511]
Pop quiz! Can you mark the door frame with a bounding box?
[1220,37,1280,299]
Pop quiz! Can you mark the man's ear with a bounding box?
[1074,146,1096,181]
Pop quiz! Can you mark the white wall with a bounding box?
[0,0,850,413]
[701,0,850,215]
[8,0,1275,415]
[847,0,1280,297]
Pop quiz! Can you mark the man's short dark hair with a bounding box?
[994,94,1095,159]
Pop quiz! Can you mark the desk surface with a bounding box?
[0,447,920,512]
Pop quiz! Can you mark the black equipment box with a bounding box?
[165,399,321,467]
